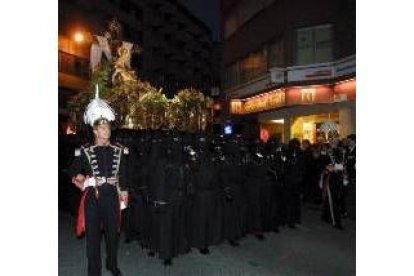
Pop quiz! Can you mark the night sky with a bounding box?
[178,0,221,40]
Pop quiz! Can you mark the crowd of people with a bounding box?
[60,129,356,266]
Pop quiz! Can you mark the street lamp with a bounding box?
[73,31,85,43]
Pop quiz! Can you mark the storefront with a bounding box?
[260,111,342,144]
[230,78,356,143]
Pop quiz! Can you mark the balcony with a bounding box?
[59,51,90,92]
[59,72,89,92]
[58,50,90,80]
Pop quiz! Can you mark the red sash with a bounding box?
[76,189,89,237]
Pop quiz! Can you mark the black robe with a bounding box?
[283,150,304,226]
[220,160,245,242]
[191,159,223,249]
[148,144,190,261]
[244,161,267,234]
[123,143,151,248]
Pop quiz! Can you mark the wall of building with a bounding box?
[220,0,355,140]
[59,0,217,99]
[221,0,355,91]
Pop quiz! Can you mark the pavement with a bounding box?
[59,202,355,276]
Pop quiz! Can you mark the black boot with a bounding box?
[199,248,210,255]
[124,238,132,244]
[334,224,344,230]
[163,259,172,266]
[229,240,240,247]
[110,269,122,276]
[106,264,122,276]
[255,233,265,240]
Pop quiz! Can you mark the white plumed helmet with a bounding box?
[83,84,116,127]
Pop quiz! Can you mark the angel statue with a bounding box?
[89,18,142,84]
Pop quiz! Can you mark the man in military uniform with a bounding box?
[320,148,346,230]
[69,87,129,276]
[344,134,356,218]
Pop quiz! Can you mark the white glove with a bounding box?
[334,163,344,171]
[84,177,96,189]
[119,191,129,210]
[343,177,349,186]
[319,174,324,189]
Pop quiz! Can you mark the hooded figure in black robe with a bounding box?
[146,132,190,265]
[221,139,248,245]
[283,139,305,228]
[243,142,267,240]
[123,132,151,249]
[191,137,223,254]
[260,149,278,233]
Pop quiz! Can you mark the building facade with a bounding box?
[221,0,355,142]
[59,0,218,131]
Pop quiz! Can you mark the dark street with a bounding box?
[59,203,355,276]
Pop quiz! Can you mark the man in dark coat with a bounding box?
[320,148,346,230]
[301,139,314,202]
[344,134,356,218]
[283,139,304,228]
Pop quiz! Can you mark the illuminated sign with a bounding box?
[229,79,355,114]
[224,124,233,135]
[230,100,243,114]
[288,64,333,82]
[301,88,316,103]
[242,91,285,113]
